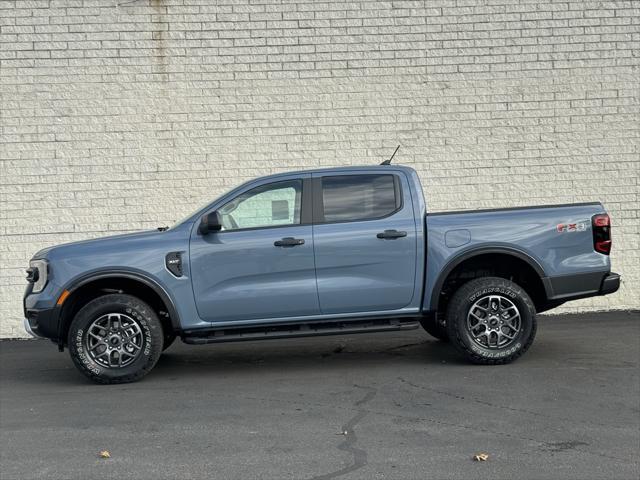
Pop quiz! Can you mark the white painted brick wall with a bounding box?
[1,0,638,338]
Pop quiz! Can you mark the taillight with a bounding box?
[592,213,611,255]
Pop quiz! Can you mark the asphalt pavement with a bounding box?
[1,311,638,480]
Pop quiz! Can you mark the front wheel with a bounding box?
[68,294,164,384]
[446,277,537,365]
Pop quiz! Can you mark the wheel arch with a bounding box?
[57,270,181,346]
[429,247,550,314]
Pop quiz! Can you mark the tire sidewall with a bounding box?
[68,295,162,382]
[450,281,535,361]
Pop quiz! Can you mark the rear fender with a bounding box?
[428,246,548,312]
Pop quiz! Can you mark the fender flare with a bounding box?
[57,269,182,342]
[429,246,548,311]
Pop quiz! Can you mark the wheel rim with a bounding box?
[466,295,521,349]
[85,313,144,368]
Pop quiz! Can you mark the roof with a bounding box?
[254,164,417,181]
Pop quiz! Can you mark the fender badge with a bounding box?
[557,221,587,233]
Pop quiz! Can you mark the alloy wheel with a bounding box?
[85,313,144,368]
[466,295,521,349]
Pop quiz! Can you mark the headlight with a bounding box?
[27,259,48,293]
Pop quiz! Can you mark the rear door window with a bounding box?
[320,174,401,223]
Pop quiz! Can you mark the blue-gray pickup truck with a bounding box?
[24,165,620,383]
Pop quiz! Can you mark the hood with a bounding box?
[32,229,166,260]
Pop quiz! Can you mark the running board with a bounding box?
[182,318,420,345]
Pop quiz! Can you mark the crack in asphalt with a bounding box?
[543,440,589,452]
[308,384,377,480]
[233,384,631,464]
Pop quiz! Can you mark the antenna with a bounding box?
[380,145,400,165]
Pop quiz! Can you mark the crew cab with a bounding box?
[24,165,620,383]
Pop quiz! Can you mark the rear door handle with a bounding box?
[274,237,305,247]
[376,229,407,239]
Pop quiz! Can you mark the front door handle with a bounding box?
[376,229,407,239]
[274,237,305,247]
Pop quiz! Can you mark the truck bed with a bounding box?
[423,201,612,311]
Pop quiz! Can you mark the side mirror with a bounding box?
[199,211,222,234]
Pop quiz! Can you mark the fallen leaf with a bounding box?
[473,453,489,462]
[99,450,111,459]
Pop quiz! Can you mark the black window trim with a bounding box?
[311,173,404,225]
[207,177,313,235]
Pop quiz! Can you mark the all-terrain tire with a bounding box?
[446,277,537,365]
[419,316,449,342]
[68,294,163,384]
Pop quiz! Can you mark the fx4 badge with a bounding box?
[557,221,588,233]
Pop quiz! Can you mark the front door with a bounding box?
[190,176,319,323]
[312,172,417,314]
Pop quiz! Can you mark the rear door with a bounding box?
[312,171,417,314]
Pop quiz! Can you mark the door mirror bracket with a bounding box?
[199,211,222,235]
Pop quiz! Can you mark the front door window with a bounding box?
[218,180,302,231]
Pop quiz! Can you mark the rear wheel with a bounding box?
[68,294,163,384]
[446,277,536,365]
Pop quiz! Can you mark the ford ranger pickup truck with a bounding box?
[24,165,620,384]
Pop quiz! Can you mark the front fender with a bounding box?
[59,268,182,331]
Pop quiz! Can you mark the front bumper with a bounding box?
[23,317,38,337]
[23,283,61,341]
[24,306,60,340]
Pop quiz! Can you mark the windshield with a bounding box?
[167,183,242,230]
[167,198,214,230]
[167,176,297,230]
